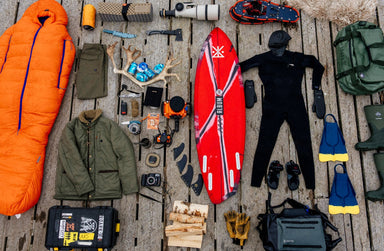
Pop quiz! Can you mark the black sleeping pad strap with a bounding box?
[122,4,131,21]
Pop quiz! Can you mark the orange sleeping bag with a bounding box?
[0,0,75,216]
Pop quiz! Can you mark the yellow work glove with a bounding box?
[235,213,250,246]
[224,210,238,238]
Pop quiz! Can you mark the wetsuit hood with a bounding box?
[268,30,291,56]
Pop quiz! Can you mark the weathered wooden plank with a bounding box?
[61,0,87,209]
[163,0,192,219]
[89,0,123,210]
[288,13,316,207]
[188,1,215,249]
[0,216,7,250]
[356,4,384,250]
[132,0,169,250]
[0,1,18,248]
[0,0,18,35]
[164,5,192,251]
[238,18,278,251]
[109,2,146,251]
[330,23,371,251]
[71,0,102,119]
[326,23,358,251]
[314,19,350,251]
[95,0,124,121]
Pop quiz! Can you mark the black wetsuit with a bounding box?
[240,50,324,189]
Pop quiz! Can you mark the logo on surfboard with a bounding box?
[212,46,224,58]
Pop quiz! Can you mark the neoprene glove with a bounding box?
[224,210,237,238]
[235,213,250,246]
[312,89,326,119]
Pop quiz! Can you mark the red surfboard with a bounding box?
[194,27,245,204]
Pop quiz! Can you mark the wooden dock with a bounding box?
[1,0,384,250]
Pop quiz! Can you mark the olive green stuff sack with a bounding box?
[334,21,384,95]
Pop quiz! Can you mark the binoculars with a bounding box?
[160,2,220,21]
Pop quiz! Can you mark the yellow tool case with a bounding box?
[45,206,120,251]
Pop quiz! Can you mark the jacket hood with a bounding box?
[79,109,103,125]
[22,0,68,26]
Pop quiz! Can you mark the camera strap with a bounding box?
[138,192,163,204]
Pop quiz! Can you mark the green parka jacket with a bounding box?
[54,109,138,200]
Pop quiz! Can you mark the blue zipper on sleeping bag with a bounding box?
[57,40,67,89]
[18,26,42,132]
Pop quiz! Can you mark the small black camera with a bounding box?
[141,173,161,187]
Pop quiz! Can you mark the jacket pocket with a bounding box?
[57,39,75,89]
[58,173,79,196]
[96,170,121,196]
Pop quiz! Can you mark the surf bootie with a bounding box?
[366,153,384,201]
[286,160,301,191]
[267,160,284,189]
[355,105,384,151]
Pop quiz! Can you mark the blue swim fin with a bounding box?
[319,114,348,162]
[329,164,359,215]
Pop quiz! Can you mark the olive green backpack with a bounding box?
[334,21,384,95]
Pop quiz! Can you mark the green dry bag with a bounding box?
[334,21,384,95]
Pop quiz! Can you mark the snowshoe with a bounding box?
[229,0,299,25]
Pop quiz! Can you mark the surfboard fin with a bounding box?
[192,174,203,196]
[173,143,185,160]
[181,164,193,187]
[176,154,187,174]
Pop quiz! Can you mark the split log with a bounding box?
[173,201,209,219]
[165,223,206,236]
[168,235,203,249]
[169,212,205,225]
[172,222,207,234]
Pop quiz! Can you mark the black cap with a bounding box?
[268,30,291,48]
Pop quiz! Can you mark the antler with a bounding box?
[107,42,180,89]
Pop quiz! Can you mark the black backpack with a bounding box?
[256,193,342,251]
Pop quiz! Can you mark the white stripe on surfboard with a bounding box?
[236,152,241,171]
[230,170,234,188]
[208,173,213,191]
[203,155,207,173]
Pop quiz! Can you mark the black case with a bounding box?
[45,206,119,251]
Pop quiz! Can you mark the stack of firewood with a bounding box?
[166,201,209,248]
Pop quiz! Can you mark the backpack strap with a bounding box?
[267,192,291,214]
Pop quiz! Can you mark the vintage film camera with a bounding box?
[141,173,161,187]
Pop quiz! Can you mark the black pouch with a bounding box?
[244,80,257,108]
[143,87,163,107]
[45,206,120,251]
